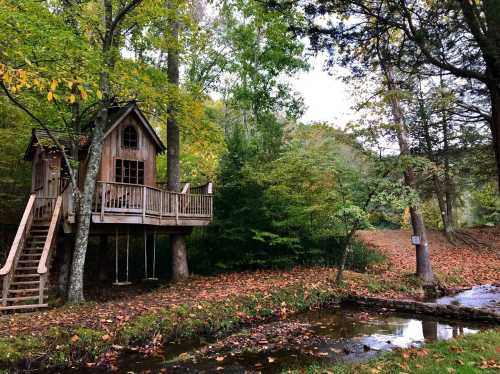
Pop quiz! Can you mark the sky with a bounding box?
[291,52,357,128]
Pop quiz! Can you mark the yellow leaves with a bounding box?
[79,86,88,100]
[2,70,11,85]
[47,91,54,102]
[96,89,103,100]
[50,79,58,91]
[68,94,76,104]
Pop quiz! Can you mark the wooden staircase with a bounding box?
[0,195,62,312]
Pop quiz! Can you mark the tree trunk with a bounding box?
[171,233,188,281]
[487,83,500,192]
[167,0,189,282]
[335,243,351,284]
[442,109,455,238]
[67,109,108,303]
[421,106,454,241]
[382,62,434,285]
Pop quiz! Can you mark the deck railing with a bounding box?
[92,181,213,220]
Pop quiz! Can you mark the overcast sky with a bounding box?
[292,52,357,127]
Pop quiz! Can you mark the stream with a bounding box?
[55,286,499,374]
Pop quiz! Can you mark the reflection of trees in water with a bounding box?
[422,320,438,341]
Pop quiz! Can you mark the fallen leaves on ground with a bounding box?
[1,227,499,340]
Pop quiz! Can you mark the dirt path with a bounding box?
[1,227,498,339]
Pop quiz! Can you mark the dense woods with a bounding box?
[0,0,498,297]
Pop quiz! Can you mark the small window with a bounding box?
[115,159,144,185]
[122,125,138,148]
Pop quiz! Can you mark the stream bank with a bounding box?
[49,305,498,373]
[2,283,499,372]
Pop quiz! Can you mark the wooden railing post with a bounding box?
[175,193,179,224]
[142,186,147,223]
[2,278,7,306]
[39,275,46,304]
[159,191,163,224]
[100,182,105,221]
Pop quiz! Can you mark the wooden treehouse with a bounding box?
[0,102,213,311]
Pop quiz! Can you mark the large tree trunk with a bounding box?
[421,107,454,241]
[442,110,455,238]
[487,83,500,191]
[167,0,189,282]
[67,109,108,303]
[383,63,434,285]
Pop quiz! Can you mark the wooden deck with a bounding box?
[66,181,213,227]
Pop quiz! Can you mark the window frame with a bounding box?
[122,125,139,149]
[115,159,145,185]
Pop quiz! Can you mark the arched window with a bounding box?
[122,125,138,148]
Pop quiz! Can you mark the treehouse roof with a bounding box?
[24,102,165,160]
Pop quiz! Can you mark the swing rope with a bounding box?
[144,228,148,279]
[126,225,130,283]
[114,225,131,285]
[152,231,157,279]
[115,226,119,284]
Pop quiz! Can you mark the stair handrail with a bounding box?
[0,194,36,276]
[38,195,62,275]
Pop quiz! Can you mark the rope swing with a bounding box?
[143,229,158,281]
[113,225,131,286]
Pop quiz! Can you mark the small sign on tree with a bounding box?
[411,236,421,245]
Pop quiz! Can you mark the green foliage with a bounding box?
[189,123,397,273]
[421,199,443,229]
[472,182,500,225]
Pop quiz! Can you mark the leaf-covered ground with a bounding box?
[1,227,499,340]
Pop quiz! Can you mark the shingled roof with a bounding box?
[24,129,89,161]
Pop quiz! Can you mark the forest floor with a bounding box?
[1,227,499,340]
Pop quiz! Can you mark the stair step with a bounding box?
[14,274,39,278]
[4,295,48,302]
[16,266,38,271]
[20,254,42,258]
[18,260,39,264]
[9,288,45,294]
[0,303,48,311]
[11,280,40,286]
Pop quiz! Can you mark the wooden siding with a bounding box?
[31,149,61,198]
[98,112,157,187]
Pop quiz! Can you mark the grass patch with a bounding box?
[285,329,500,373]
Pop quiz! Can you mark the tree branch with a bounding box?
[0,81,79,192]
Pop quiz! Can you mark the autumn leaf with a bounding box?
[70,335,79,343]
[50,79,58,91]
[47,91,54,102]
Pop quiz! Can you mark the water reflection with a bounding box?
[435,284,500,312]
